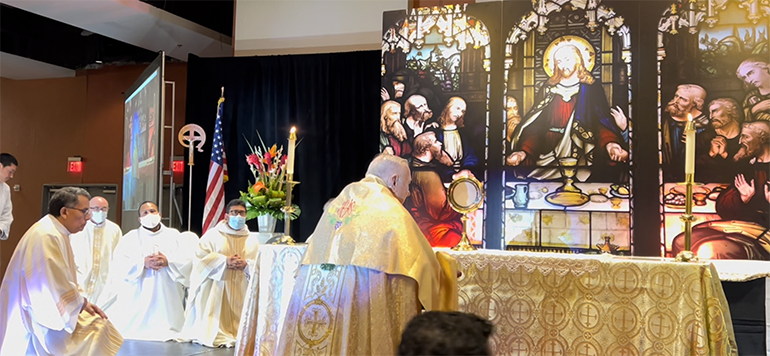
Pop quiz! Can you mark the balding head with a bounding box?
[90,196,108,208]
[89,196,109,225]
[366,154,411,203]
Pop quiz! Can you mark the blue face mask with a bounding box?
[228,215,246,230]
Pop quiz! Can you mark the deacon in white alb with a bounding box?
[69,196,123,305]
[182,198,260,347]
[105,201,195,341]
[0,187,123,356]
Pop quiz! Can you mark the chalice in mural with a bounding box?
[545,157,589,207]
[556,158,581,193]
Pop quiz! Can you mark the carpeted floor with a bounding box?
[115,340,234,356]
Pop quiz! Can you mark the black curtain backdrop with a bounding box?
[184,51,381,240]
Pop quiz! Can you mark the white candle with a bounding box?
[287,127,297,175]
[685,114,695,175]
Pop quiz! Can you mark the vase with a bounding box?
[513,184,529,209]
[257,215,277,233]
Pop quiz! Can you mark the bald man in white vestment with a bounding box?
[275,154,447,356]
[69,196,123,305]
[0,187,123,356]
[181,199,260,347]
[104,201,195,341]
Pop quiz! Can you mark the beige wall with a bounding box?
[0,63,188,278]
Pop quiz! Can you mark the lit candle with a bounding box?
[287,127,297,175]
[685,114,695,175]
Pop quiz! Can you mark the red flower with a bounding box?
[246,154,260,166]
[280,155,287,167]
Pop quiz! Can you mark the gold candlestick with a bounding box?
[676,119,698,262]
[274,172,297,245]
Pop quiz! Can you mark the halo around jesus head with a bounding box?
[543,35,595,78]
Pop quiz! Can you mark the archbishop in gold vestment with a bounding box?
[275,175,448,356]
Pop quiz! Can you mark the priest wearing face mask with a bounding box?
[180,199,259,347]
[103,201,195,341]
[69,196,123,306]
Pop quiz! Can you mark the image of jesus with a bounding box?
[507,40,628,181]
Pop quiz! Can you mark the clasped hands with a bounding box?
[144,252,169,271]
[227,254,247,270]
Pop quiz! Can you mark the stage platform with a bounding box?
[116,340,234,356]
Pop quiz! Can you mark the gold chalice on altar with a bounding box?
[447,176,484,251]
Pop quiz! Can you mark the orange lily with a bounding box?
[252,181,266,193]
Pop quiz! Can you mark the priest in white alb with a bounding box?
[103,201,195,341]
[181,198,260,347]
[69,196,123,305]
[0,187,123,356]
[275,154,457,356]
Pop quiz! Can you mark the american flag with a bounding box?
[202,97,228,232]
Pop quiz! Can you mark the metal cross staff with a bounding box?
[178,123,206,231]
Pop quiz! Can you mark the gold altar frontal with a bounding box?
[235,246,738,356]
[450,249,738,356]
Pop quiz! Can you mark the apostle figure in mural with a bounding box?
[403,95,437,144]
[736,58,770,122]
[672,121,770,260]
[507,37,628,181]
[505,94,521,143]
[662,84,709,181]
[696,98,744,182]
[380,101,411,157]
[435,97,479,180]
[407,132,463,248]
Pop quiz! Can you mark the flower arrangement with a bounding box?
[239,133,301,221]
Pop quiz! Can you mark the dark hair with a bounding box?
[398,311,494,356]
[137,201,157,216]
[48,187,90,217]
[0,153,18,167]
[227,198,246,211]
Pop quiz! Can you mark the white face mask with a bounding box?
[140,213,161,229]
[91,211,106,225]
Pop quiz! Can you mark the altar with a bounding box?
[235,246,747,356]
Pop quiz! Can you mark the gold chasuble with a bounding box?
[275,175,444,356]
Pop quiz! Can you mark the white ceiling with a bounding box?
[2,0,233,62]
[0,52,75,80]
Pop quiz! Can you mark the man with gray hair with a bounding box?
[275,153,454,356]
[663,84,708,181]
[0,187,123,356]
[696,98,743,182]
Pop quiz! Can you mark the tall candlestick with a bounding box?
[684,114,695,175]
[287,127,297,175]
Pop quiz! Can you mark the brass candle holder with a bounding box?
[274,173,298,245]
[676,118,698,262]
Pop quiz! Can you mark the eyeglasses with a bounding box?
[89,207,109,213]
[228,210,247,217]
[68,207,91,216]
